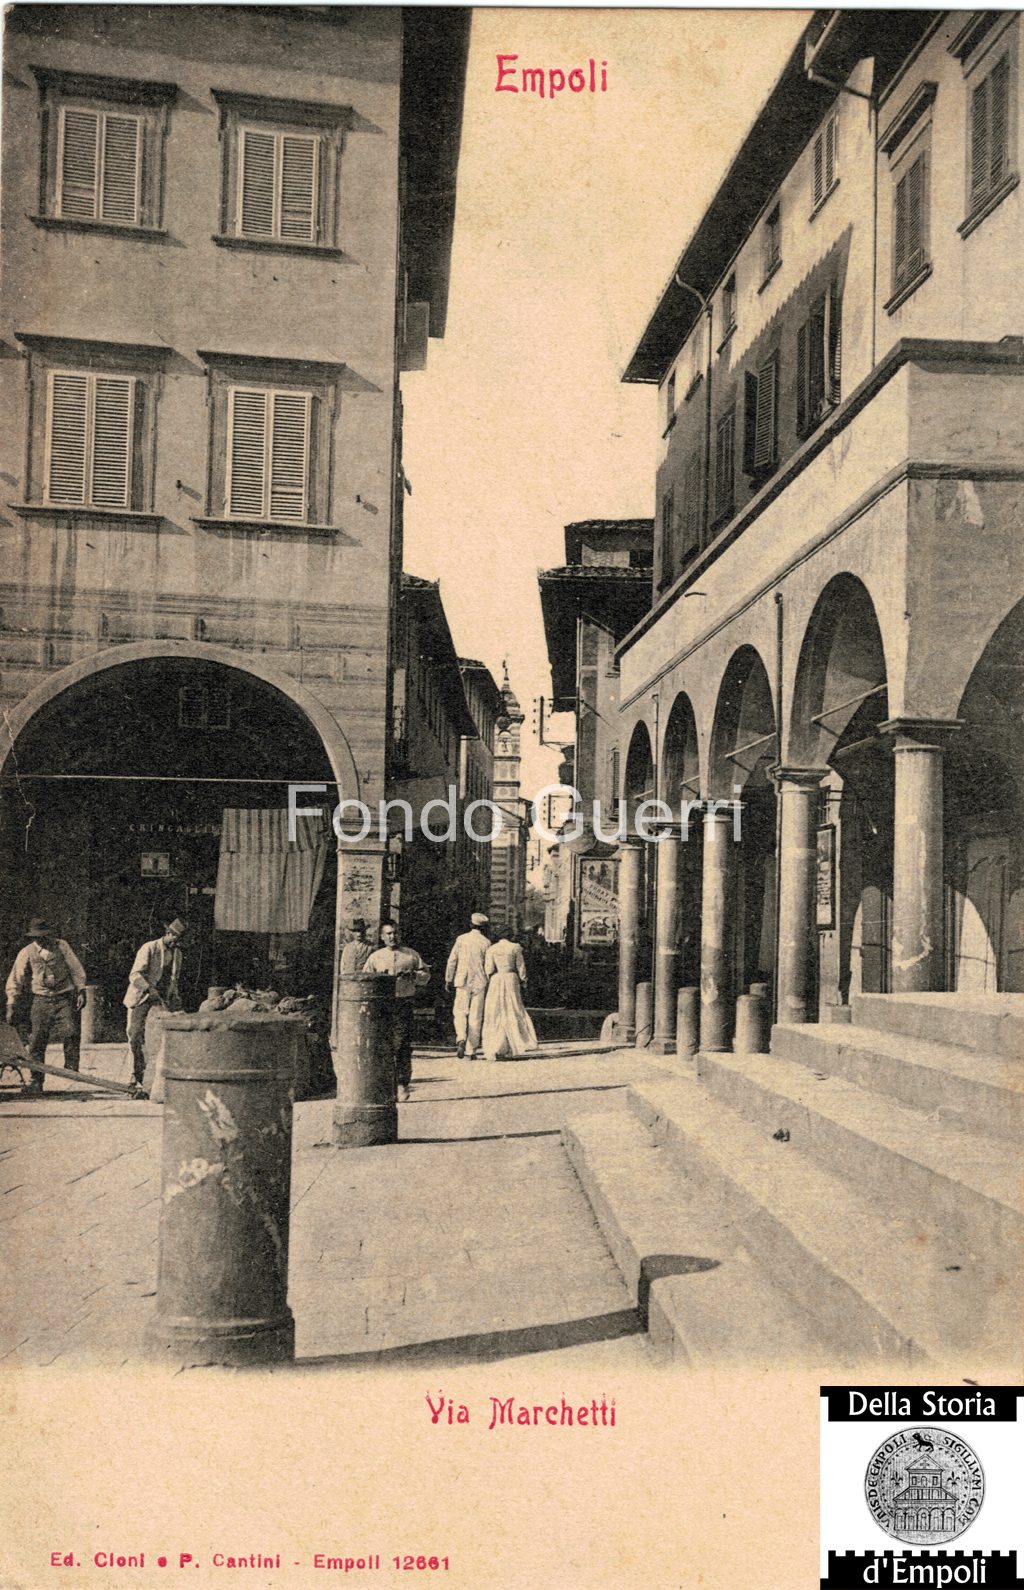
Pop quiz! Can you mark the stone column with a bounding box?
[332,835,387,1046]
[882,718,961,993]
[699,806,736,1052]
[773,767,826,1025]
[651,825,682,1054]
[617,840,643,1042]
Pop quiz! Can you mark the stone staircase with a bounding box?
[563,994,1023,1370]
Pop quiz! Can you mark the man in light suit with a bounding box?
[444,912,491,1059]
[124,917,187,1090]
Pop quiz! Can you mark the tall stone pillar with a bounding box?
[882,719,960,994]
[652,826,682,1054]
[699,807,736,1052]
[773,768,826,1025]
[332,836,387,1046]
[617,840,643,1042]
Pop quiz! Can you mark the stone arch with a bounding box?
[789,575,889,768]
[660,691,701,804]
[708,645,777,801]
[624,718,655,816]
[0,639,360,799]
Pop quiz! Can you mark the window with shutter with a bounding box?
[227,386,313,521]
[715,410,735,521]
[45,370,135,509]
[754,353,778,472]
[893,151,928,293]
[57,106,141,224]
[238,126,320,242]
[659,488,675,586]
[812,115,839,209]
[797,281,842,434]
[762,204,781,282]
[722,275,737,335]
[969,53,1012,213]
[683,455,702,549]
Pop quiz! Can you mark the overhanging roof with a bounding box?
[539,565,652,711]
[624,10,938,384]
[401,8,470,340]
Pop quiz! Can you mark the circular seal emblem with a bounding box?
[865,1427,984,1545]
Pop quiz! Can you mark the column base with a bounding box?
[144,1309,295,1367]
[649,1035,678,1055]
[332,1102,398,1147]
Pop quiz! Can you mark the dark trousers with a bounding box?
[29,992,80,1081]
[393,998,414,1088]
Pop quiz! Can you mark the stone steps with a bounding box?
[852,992,1024,1059]
[695,1047,1024,1265]
[626,1076,1017,1368]
[562,1107,826,1366]
[772,1021,1024,1142]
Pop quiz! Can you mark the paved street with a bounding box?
[0,1040,671,1369]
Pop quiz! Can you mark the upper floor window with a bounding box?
[761,203,781,285]
[743,350,779,478]
[722,275,737,336]
[968,52,1013,216]
[713,408,735,523]
[686,320,704,395]
[46,370,139,508]
[197,351,343,530]
[212,89,351,256]
[31,67,175,234]
[665,370,676,426]
[659,487,675,588]
[682,454,702,553]
[797,281,842,431]
[892,152,929,296]
[812,114,839,210]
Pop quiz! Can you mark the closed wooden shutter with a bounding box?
[813,131,824,207]
[47,373,90,502]
[988,56,1010,192]
[280,135,318,240]
[970,74,990,208]
[743,370,758,474]
[684,454,701,547]
[90,376,133,507]
[228,388,269,515]
[716,411,734,516]
[240,130,276,235]
[796,321,808,434]
[754,354,778,471]
[58,109,100,218]
[827,281,842,404]
[100,114,140,223]
[893,153,927,290]
[269,392,311,520]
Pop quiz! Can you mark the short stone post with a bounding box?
[145,1013,304,1367]
[80,983,103,1045]
[734,991,770,1054]
[675,986,700,1059]
[634,980,654,1046]
[332,973,397,1147]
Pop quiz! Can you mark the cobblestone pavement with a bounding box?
[0,1040,671,1369]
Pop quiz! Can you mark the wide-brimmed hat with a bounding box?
[164,917,188,938]
[350,918,369,933]
[26,916,56,937]
[470,912,489,927]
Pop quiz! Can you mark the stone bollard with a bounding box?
[80,983,102,1045]
[144,1012,304,1368]
[332,973,397,1147]
[675,986,700,1059]
[634,980,654,1047]
[734,991,770,1054]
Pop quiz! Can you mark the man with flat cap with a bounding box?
[124,917,187,1092]
[444,912,491,1059]
[339,917,373,975]
[5,917,88,1094]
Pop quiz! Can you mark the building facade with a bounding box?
[0,5,468,1033]
[539,518,653,1003]
[489,666,529,933]
[617,10,1024,1051]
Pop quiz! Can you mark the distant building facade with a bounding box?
[617,10,1024,1051]
[489,666,529,933]
[0,4,468,1032]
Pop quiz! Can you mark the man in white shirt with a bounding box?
[444,912,491,1059]
[363,921,429,1101]
[123,918,187,1089]
[5,916,88,1094]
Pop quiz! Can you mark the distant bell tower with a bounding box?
[490,661,527,931]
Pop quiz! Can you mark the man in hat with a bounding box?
[444,912,491,1059]
[123,918,187,1091]
[339,917,373,975]
[5,918,88,1094]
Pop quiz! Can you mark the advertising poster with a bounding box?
[0,5,1020,1589]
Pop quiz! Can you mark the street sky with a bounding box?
[401,7,808,804]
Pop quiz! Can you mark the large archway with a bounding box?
[623,719,656,988]
[789,576,890,1003]
[948,598,1024,992]
[709,647,777,1002]
[0,650,349,1030]
[660,692,703,988]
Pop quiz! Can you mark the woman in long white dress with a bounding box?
[481,928,538,1061]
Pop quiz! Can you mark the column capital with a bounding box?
[616,835,646,855]
[880,717,964,750]
[771,765,828,790]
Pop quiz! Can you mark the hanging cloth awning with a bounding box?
[214,809,329,933]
